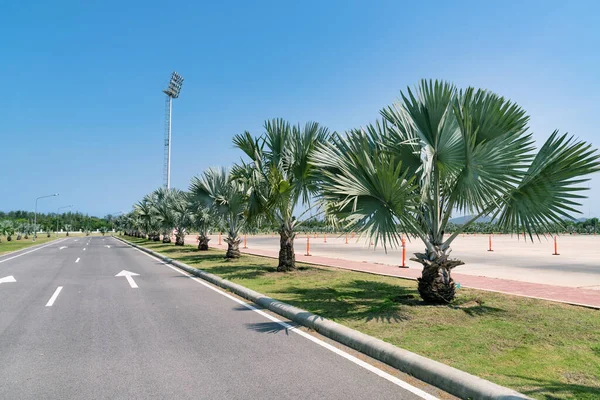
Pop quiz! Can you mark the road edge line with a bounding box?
[115,236,531,400]
[0,238,68,264]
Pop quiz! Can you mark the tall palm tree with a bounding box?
[189,168,247,258]
[232,119,331,271]
[313,79,600,303]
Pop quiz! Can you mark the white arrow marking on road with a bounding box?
[59,246,67,250]
[105,245,111,248]
[115,270,139,288]
[0,276,16,284]
[75,258,80,263]
[46,286,63,307]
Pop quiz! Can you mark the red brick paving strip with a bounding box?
[235,247,600,309]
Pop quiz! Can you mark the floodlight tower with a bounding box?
[162,71,184,189]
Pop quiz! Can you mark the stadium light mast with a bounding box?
[162,71,184,189]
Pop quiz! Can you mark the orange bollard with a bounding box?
[488,234,493,252]
[552,236,560,255]
[399,236,408,268]
[243,234,247,249]
[218,232,222,246]
[351,231,355,239]
[305,236,311,256]
[345,233,348,244]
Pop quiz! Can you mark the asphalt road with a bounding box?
[0,237,443,399]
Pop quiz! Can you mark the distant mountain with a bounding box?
[449,215,492,225]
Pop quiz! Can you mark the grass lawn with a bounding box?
[123,236,600,400]
[0,235,58,255]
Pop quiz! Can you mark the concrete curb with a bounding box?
[116,236,532,400]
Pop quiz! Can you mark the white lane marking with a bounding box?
[75,258,80,263]
[0,239,68,264]
[83,248,86,251]
[59,246,67,250]
[46,286,63,307]
[0,275,16,284]
[123,240,437,400]
[115,270,139,288]
[74,240,79,242]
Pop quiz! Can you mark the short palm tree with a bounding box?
[189,168,247,258]
[149,187,177,243]
[169,190,193,246]
[232,119,331,271]
[313,79,600,303]
[189,199,215,250]
[0,220,14,241]
[135,194,161,241]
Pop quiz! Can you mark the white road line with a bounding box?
[0,239,68,264]
[123,240,437,400]
[59,246,67,250]
[75,258,80,263]
[45,286,63,307]
[83,248,86,251]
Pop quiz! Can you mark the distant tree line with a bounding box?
[0,210,115,237]
[446,218,599,235]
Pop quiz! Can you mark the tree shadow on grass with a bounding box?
[451,296,506,317]
[182,263,276,281]
[458,304,505,317]
[274,280,420,323]
[505,375,600,400]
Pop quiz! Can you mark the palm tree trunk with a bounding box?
[197,234,210,250]
[277,227,296,272]
[412,250,464,304]
[175,230,185,246]
[162,231,171,243]
[225,235,241,258]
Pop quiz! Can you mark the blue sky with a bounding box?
[1,0,599,217]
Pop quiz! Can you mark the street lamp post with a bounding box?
[34,193,59,241]
[56,205,73,238]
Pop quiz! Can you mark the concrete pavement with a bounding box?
[187,234,600,308]
[0,236,447,399]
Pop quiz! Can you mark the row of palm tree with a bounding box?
[121,79,600,303]
[0,221,46,241]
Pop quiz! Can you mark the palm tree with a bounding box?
[189,199,214,250]
[134,194,161,241]
[313,79,600,303]
[0,220,14,242]
[149,187,176,243]
[189,168,247,258]
[232,119,331,271]
[169,190,193,246]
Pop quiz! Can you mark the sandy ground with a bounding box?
[191,233,600,290]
